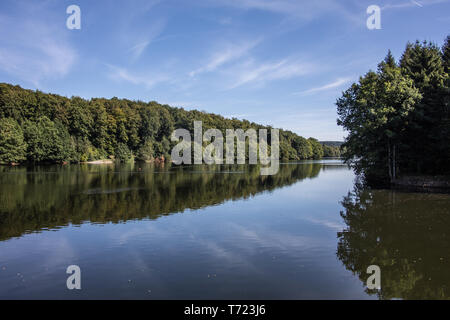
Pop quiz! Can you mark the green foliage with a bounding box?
[293,136,313,160]
[115,143,133,162]
[400,40,448,171]
[0,118,27,163]
[0,82,329,164]
[337,37,450,185]
[136,140,154,161]
[307,138,324,159]
[322,144,341,157]
[75,137,103,162]
[443,36,450,81]
[24,116,75,163]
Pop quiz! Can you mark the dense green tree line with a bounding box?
[337,36,450,185]
[0,83,337,164]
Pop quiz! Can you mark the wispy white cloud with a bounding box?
[207,0,331,17]
[0,7,77,86]
[107,64,169,89]
[305,218,344,231]
[294,77,351,95]
[126,19,166,61]
[227,58,317,89]
[189,39,261,77]
[204,0,362,24]
[382,0,449,10]
[222,113,251,119]
[218,16,233,25]
[129,41,151,60]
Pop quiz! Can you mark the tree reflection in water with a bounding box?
[0,162,323,241]
[337,181,450,299]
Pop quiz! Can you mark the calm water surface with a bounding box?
[0,161,449,299]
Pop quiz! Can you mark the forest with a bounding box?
[0,83,340,165]
[337,36,450,185]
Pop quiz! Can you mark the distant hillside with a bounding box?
[319,141,342,158]
[0,83,336,164]
[320,141,343,147]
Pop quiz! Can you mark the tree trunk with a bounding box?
[393,144,396,180]
[388,140,392,181]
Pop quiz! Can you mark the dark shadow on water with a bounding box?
[337,181,450,300]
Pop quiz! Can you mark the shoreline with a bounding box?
[81,159,114,164]
[392,175,450,193]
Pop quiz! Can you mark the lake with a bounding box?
[0,161,449,299]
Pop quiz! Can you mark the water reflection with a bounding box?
[0,162,326,241]
[337,182,450,299]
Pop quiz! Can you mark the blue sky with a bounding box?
[0,0,449,140]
